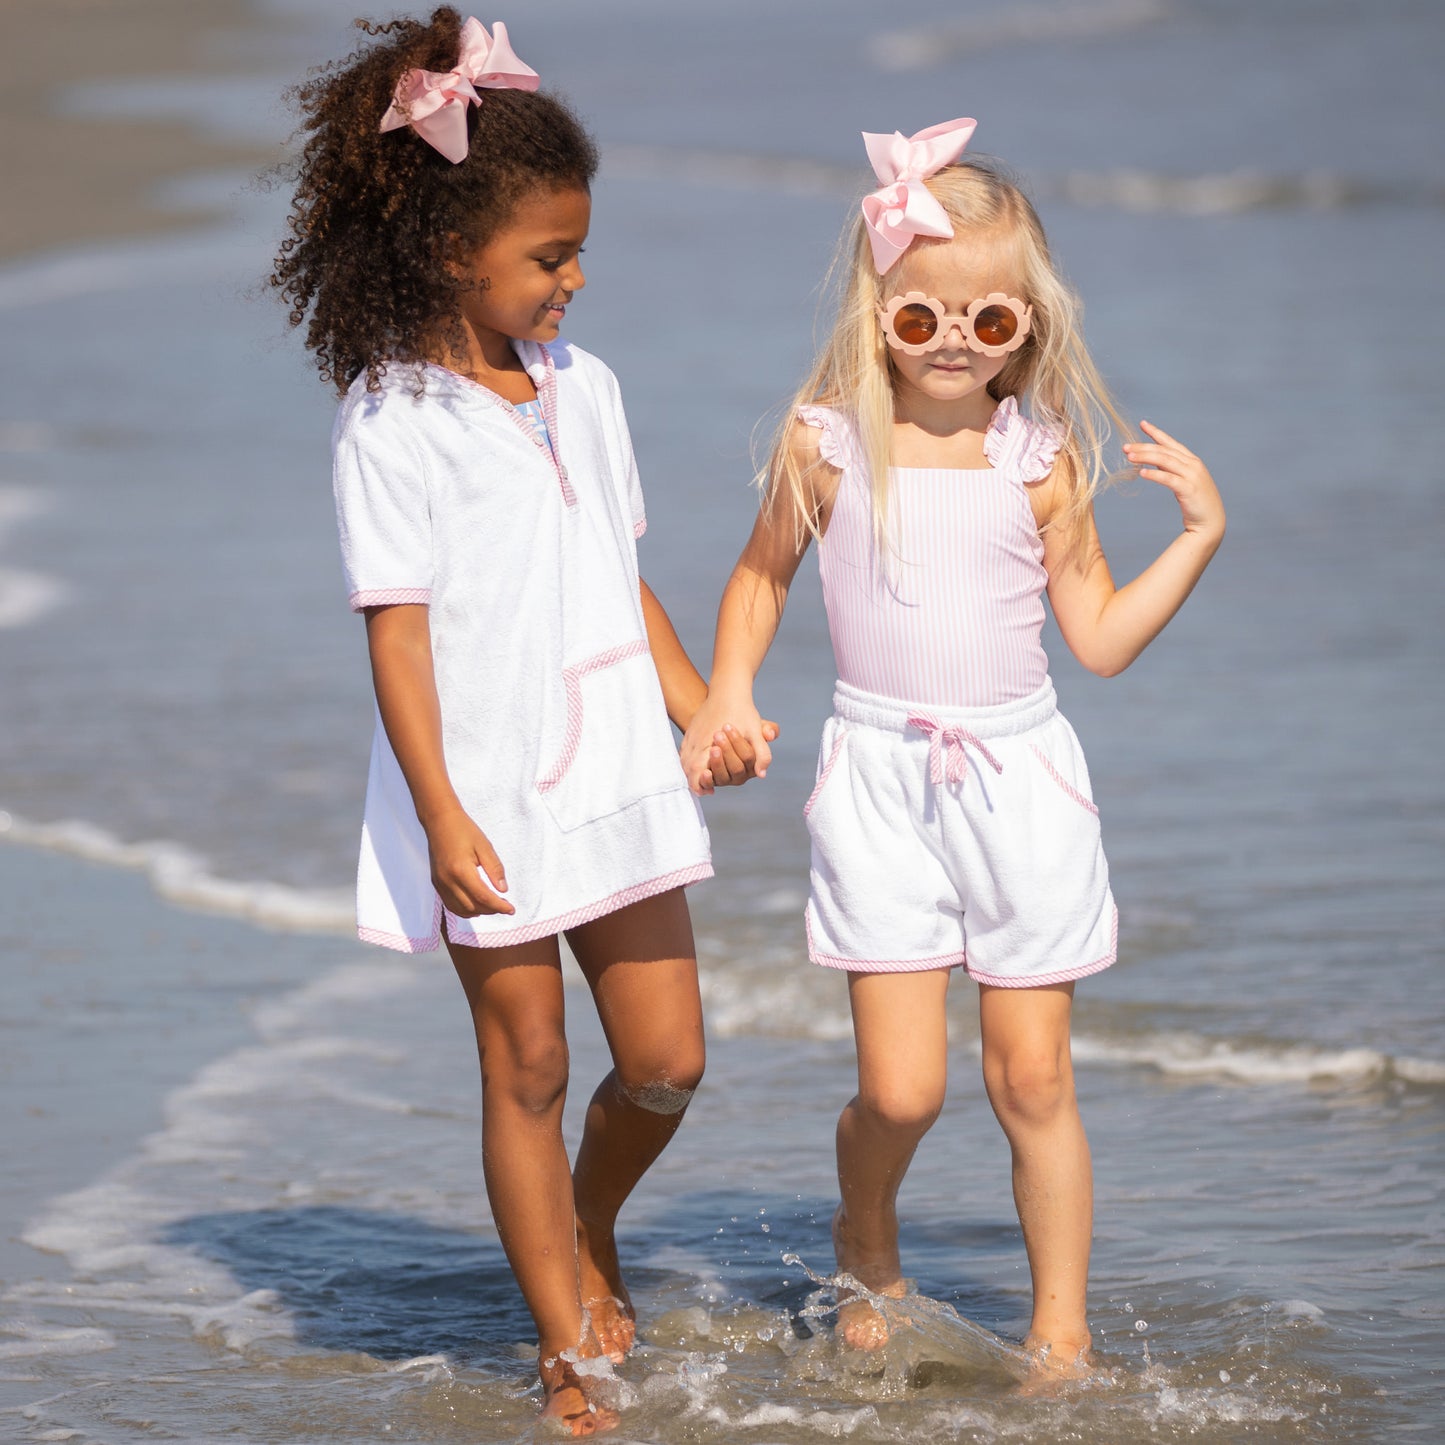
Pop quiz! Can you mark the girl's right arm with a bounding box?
[364,604,514,917]
[679,422,835,793]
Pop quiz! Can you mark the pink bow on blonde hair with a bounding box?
[860,118,978,273]
[379,17,540,164]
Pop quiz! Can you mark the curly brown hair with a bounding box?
[271,8,599,394]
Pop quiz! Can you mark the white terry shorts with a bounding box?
[804,679,1117,986]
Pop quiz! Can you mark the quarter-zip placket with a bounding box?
[498,344,577,508]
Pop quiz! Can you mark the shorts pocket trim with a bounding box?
[803,727,849,818]
[1030,743,1099,815]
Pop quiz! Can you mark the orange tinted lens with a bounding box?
[972,304,1019,347]
[892,303,938,346]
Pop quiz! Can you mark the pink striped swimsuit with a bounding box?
[803,396,1062,709]
[796,397,1117,983]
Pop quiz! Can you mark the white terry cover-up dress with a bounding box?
[332,339,712,953]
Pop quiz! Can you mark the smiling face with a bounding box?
[885,228,1028,424]
[450,185,591,368]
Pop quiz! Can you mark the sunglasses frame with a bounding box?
[878,290,1034,358]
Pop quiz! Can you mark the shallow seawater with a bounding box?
[2,0,1443,1439]
[3,878,1439,1441]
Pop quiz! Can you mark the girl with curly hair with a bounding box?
[274,10,770,1433]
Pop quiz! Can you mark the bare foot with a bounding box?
[1014,1333,1100,1395]
[832,1204,907,1352]
[538,1354,619,1437]
[576,1217,636,1362]
[836,1288,910,1350]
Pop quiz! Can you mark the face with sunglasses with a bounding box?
[879,291,1032,357]
[878,243,1033,422]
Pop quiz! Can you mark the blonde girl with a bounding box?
[682,119,1224,1370]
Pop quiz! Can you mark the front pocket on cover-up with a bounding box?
[535,642,688,832]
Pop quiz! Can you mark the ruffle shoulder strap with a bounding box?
[795,404,860,471]
[983,395,1065,483]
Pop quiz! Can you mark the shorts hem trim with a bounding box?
[966,904,1119,988]
[805,910,966,972]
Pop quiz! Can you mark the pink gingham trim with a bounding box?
[803,728,849,819]
[446,862,712,947]
[805,902,1117,984]
[1030,744,1099,815]
[634,518,647,540]
[806,910,965,973]
[359,898,444,953]
[536,640,651,793]
[501,343,577,507]
[350,587,432,613]
[966,903,1119,988]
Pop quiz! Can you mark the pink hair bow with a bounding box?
[379,18,540,164]
[860,118,977,273]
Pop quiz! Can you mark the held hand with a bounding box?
[1123,421,1226,543]
[680,693,774,795]
[704,719,781,789]
[424,805,515,918]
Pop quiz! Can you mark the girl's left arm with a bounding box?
[639,578,775,785]
[1043,420,1225,677]
[640,577,707,729]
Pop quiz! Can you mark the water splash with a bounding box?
[780,1252,1032,1388]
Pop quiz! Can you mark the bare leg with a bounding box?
[565,887,705,1362]
[978,981,1093,1372]
[833,968,952,1349]
[446,933,617,1436]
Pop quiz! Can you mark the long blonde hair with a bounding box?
[764,158,1129,559]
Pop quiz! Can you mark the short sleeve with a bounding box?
[983,395,1064,484]
[795,405,855,470]
[332,392,433,612]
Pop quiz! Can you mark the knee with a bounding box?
[855,1080,944,1137]
[982,1048,1074,1129]
[483,1029,570,1115]
[618,1046,704,1117]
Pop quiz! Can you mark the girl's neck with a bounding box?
[428,327,537,404]
[890,388,999,469]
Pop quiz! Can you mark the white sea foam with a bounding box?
[8,950,435,1364]
[1146,1383,1307,1427]
[0,568,70,628]
[1072,1030,1445,1089]
[0,487,71,628]
[0,811,353,934]
[699,1401,878,1435]
[250,960,423,1039]
[697,961,853,1042]
[0,1324,114,1360]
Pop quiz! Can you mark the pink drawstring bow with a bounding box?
[908,713,1004,786]
[860,118,977,273]
[378,17,540,164]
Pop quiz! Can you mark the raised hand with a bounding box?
[1123,420,1225,544]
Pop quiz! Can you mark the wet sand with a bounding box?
[0,0,284,261]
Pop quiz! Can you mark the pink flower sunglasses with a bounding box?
[879,290,1033,358]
